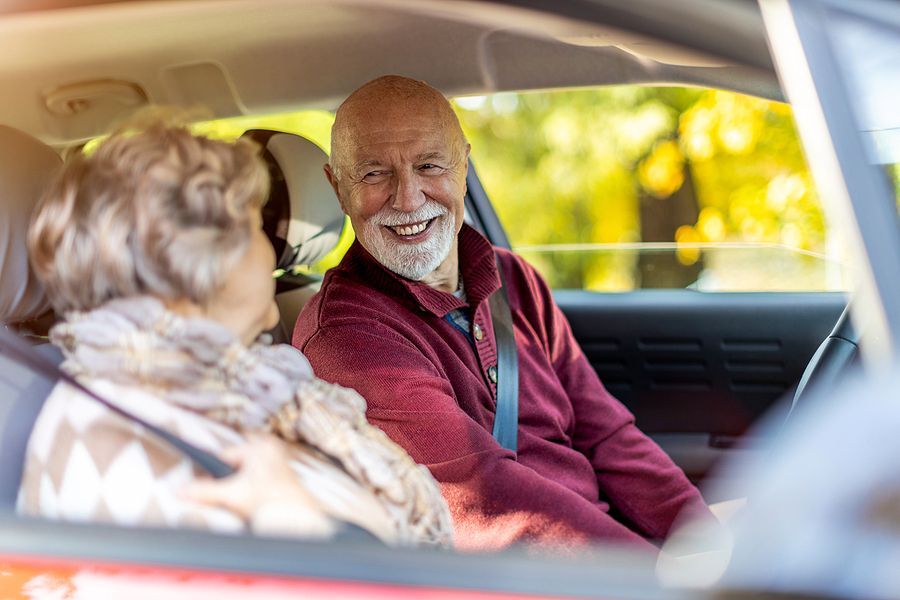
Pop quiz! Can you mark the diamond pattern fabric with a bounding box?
[18,382,244,533]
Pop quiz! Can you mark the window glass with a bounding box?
[455,87,849,292]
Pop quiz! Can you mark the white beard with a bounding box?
[360,201,456,281]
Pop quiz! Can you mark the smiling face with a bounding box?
[325,77,470,286]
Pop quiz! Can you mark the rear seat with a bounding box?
[0,126,63,508]
[242,129,345,338]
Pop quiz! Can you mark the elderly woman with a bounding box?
[17,122,452,546]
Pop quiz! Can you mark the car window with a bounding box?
[455,87,850,293]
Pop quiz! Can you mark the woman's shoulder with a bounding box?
[19,377,244,531]
[30,377,242,471]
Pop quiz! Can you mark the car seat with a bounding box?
[0,126,64,508]
[241,130,345,340]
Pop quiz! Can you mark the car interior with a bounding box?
[0,0,869,595]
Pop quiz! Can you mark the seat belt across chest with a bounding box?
[487,255,519,453]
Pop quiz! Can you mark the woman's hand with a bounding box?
[181,435,337,538]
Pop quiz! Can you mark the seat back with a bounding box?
[0,343,62,508]
[242,130,345,335]
[0,125,63,508]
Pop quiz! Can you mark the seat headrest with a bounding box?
[0,126,62,325]
[242,129,344,269]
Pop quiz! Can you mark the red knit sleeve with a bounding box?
[504,252,714,541]
[301,323,656,553]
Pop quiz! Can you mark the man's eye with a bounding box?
[361,171,388,184]
[419,164,444,174]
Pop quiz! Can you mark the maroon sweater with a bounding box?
[294,225,711,552]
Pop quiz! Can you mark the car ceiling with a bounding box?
[0,0,781,146]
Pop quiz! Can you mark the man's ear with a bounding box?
[463,143,471,193]
[323,163,348,213]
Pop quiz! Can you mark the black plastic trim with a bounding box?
[465,159,511,249]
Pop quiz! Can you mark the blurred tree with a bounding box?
[456,87,827,291]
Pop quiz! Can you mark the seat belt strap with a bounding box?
[488,255,519,453]
[0,327,235,478]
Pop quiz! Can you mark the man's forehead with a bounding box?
[352,126,449,147]
[345,127,458,161]
[332,89,466,169]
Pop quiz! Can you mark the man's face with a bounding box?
[327,103,469,281]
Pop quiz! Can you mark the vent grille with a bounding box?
[645,358,706,372]
[721,338,782,352]
[638,338,702,352]
[725,359,784,373]
[650,380,712,392]
[586,336,790,399]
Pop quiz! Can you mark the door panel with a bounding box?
[556,289,846,486]
[467,158,847,489]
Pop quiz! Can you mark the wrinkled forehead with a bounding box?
[332,95,465,163]
[350,125,456,157]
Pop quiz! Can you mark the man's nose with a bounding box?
[391,172,426,213]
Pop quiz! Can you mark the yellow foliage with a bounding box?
[674,225,701,265]
[457,86,826,290]
[697,207,727,242]
[638,140,685,198]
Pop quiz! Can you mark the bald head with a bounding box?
[323,75,470,290]
[329,75,467,178]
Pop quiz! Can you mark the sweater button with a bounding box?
[473,323,484,341]
[487,365,498,383]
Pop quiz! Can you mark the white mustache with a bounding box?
[372,202,448,227]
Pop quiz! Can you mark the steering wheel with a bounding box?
[789,304,860,417]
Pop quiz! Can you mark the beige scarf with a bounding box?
[51,296,453,547]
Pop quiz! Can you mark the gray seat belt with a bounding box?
[488,256,519,452]
[0,327,235,478]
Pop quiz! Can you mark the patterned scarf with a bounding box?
[50,296,453,547]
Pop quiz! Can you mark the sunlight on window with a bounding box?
[455,87,842,292]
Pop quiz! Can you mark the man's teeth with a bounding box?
[392,221,429,236]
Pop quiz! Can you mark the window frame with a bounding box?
[760,0,900,367]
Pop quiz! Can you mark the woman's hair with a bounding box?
[28,120,269,314]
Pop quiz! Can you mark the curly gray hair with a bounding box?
[29,122,269,313]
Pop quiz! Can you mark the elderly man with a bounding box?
[294,75,713,552]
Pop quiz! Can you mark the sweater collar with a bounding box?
[342,224,500,318]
